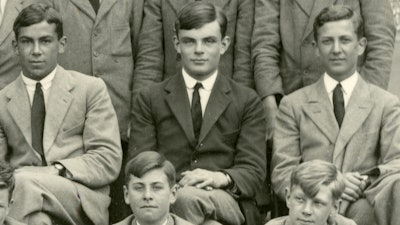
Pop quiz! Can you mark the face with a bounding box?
[124,169,176,225]
[0,189,10,225]
[314,19,366,81]
[13,21,66,81]
[174,20,230,81]
[286,185,337,225]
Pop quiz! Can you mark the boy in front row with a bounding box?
[114,151,193,225]
[266,160,356,225]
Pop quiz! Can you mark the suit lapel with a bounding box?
[333,78,373,169]
[69,0,97,21]
[295,0,314,16]
[0,0,22,46]
[95,0,117,26]
[165,74,196,144]
[166,0,186,17]
[6,76,33,146]
[302,78,339,144]
[301,0,337,42]
[198,74,231,144]
[43,66,73,153]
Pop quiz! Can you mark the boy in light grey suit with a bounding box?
[272,5,400,225]
[0,4,122,225]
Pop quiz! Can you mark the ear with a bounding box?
[169,184,178,205]
[312,40,320,56]
[357,37,367,56]
[173,35,181,54]
[58,36,67,54]
[285,187,291,208]
[12,40,19,55]
[123,185,130,205]
[220,36,231,55]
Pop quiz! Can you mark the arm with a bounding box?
[271,97,301,200]
[132,0,164,94]
[127,87,158,160]
[231,0,255,89]
[359,0,396,89]
[223,91,267,198]
[57,79,122,188]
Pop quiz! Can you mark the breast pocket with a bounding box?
[111,24,132,57]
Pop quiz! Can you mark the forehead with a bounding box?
[291,185,333,203]
[318,19,357,37]
[178,20,221,39]
[129,169,170,185]
[18,21,57,38]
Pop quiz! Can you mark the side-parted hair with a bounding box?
[290,160,345,202]
[313,5,363,41]
[0,162,15,202]
[13,3,63,39]
[125,151,176,187]
[174,2,228,39]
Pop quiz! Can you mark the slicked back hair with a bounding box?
[290,160,345,202]
[174,2,228,39]
[125,151,176,188]
[313,5,363,41]
[13,3,63,39]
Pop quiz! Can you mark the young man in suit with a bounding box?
[266,160,355,225]
[2,4,122,225]
[115,151,193,225]
[272,5,400,225]
[129,2,266,225]
[133,0,255,93]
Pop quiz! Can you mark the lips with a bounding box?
[297,218,314,224]
[29,61,45,65]
[141,205,157,209]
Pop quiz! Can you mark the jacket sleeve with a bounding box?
[57,79,122,188]
[132,0,164,95]
[271,96,302,200]
[231,0,255,89]
[251,0,283,99]
[358,0,396,89]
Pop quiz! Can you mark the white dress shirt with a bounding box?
[21,67,57,109]
[324,71,358,108]
[182,69,218,116]
[136,218,168,225]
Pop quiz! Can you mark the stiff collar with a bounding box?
[324,71,358,97]
[21,66,57,90]
[182,68,218,91]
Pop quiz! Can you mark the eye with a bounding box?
[152,185,164,191]
[182,39,195,44]
[295,196,305,203]
[204,38,216,44]
[321,39,331,45]
[132,185,144,191]
[40,39,52,44]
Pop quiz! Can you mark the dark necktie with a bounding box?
[333,83,345,127]
[89,0,100,14]
[191,83,203,140]
[31,82,46,165]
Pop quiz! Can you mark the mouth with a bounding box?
[191,59,208,63]
[29,61,45,65]
[297,219,314,224]
[330,58,345,62]
[140,205,157,209]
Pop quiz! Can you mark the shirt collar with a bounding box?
[21,66,57,90]
[136,217,169,225]
[324,71,358,96]
[182,68,218,91]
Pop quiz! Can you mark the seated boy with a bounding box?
[266,160,356,225]
[0,162,25,225]
[114,151,194,225]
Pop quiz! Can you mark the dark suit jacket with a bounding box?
[252,0,396,98]
[0,66,122,225]
[129,73,266,199]
[37,0,144,141]
[272,76,400,225]
[133,0,255,92]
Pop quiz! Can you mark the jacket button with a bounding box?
[93,51,99,57]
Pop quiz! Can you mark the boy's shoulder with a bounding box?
[264,216,287,225]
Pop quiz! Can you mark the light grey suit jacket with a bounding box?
[0,66,122,225]
[272,76,400,200]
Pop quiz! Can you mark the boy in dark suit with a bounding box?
[129,2,266,225]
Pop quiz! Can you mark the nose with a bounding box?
[332,40,341,54]
[32,41,42,56]
[143,188,153,201]
[302,201,313,216]
[195,42,204,54]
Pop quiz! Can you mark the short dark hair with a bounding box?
[313,5,363,41]
[0,162,15,202]
[290,160,345,202]
[125,151,176,187]
[13,3,63,39]
[174,2,228,38]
